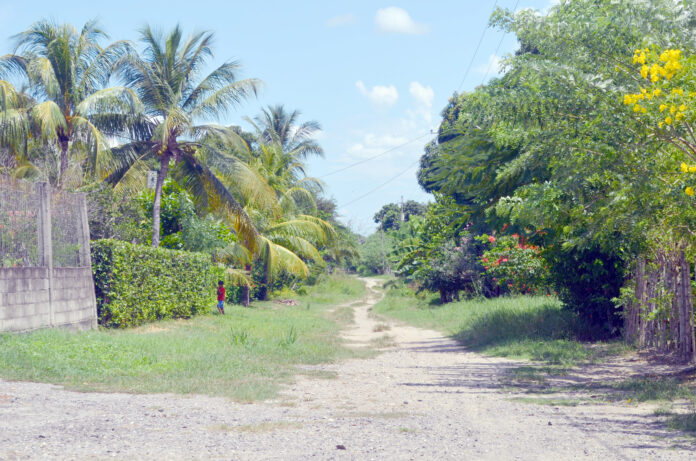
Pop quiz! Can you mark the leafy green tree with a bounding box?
[357,232,395,275]
[374,203,401,231]
[418,0,696,335]
[113,24,261,248]
[374,200,427,231]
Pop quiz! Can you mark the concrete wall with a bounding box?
[0,267,97,332]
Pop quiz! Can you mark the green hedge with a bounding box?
[91,239,222,328]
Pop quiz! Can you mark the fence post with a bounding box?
[77,192,99,328]
[36,182,54,327]
[77,193,91,267]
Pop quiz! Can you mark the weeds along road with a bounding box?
[1,278,694,460]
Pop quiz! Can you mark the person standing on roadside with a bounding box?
[217,280,226,314]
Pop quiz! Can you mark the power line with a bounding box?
[341,158,421,208]
[318,132,431,179]
[457,0,499,91]
[319,124,475,180]
[480,0,521,85]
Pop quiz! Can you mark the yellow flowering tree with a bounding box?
[622,46,696,196]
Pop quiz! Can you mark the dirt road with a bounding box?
[1,279,694,460]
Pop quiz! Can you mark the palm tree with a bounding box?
[237,107,335,300]
[235,142,333,300]
[112,24,262,248]
[246,104,324,160]
[0,19,140,188]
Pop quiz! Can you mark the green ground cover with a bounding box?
[373,280,629,366]
[0,274,366,401]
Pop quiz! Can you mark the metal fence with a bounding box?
[0,179,39,267]
[0,176,90,268]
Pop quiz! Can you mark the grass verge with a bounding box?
[0,273,366,402]
[372,281,628,366]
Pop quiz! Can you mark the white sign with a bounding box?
[147,171,158,189]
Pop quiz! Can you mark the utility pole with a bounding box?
[400,196,405,222]
[379,221,391,275]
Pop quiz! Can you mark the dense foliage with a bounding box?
[91,239,222,327]
[0,20,361,316]
[365,0,696,352]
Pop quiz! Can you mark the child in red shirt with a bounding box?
[217,280,226,314]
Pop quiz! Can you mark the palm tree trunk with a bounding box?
[151,153,171,247]
[57,130,70,188]
[241,264,251,307]
[259,258,270,301]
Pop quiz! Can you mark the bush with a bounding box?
[91,239,222,328]
[544,245,626,340]
[479,234,550,295]
[418,235,490,303]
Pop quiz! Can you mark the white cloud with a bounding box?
[326,14,357,28]
[347,133,409,159]
[407,81,435,124]
[356,80,399,107]
[409,82,434,108]
[476,54,504,76]
[375,7,428,35]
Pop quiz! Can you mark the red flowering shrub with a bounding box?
[478,234,550,295]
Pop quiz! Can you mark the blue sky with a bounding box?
[0,0,554,235]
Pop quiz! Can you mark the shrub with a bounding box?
[479,234,550,295]
[91,239,222,328]
[544,245,626,339]
[418,235,490,303]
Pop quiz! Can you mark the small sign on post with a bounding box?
[147,171,158,189]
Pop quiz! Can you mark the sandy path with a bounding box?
[1,278,694,460]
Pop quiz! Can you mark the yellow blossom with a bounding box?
[676,112,685,121]
[682,162,689,172]
[680,104,687,112]
[689,165,696,173]
[686,186,695,196]
[666,116,673,125]
[659,104,668,112]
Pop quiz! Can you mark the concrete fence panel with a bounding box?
[0,179,97,332]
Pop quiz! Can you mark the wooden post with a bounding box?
[635,258,647,347]
[677,252,695,362]
[669,255,679,353]
[645,269,658,348]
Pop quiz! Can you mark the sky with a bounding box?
[0,0,555,235]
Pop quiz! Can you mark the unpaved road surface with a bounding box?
[1,279,694,460]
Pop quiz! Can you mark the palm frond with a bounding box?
[260,236,310,278]
[70,115,115,178]
[264,218,328,244]
[176,153,259,252]
[31,100,65,139]
[268,234,322,262]
[220,265,252,287]
[188,78,261,120]
[215,242,251,266]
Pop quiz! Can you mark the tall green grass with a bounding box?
[0,273,366,401]
[373,281,629,365]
